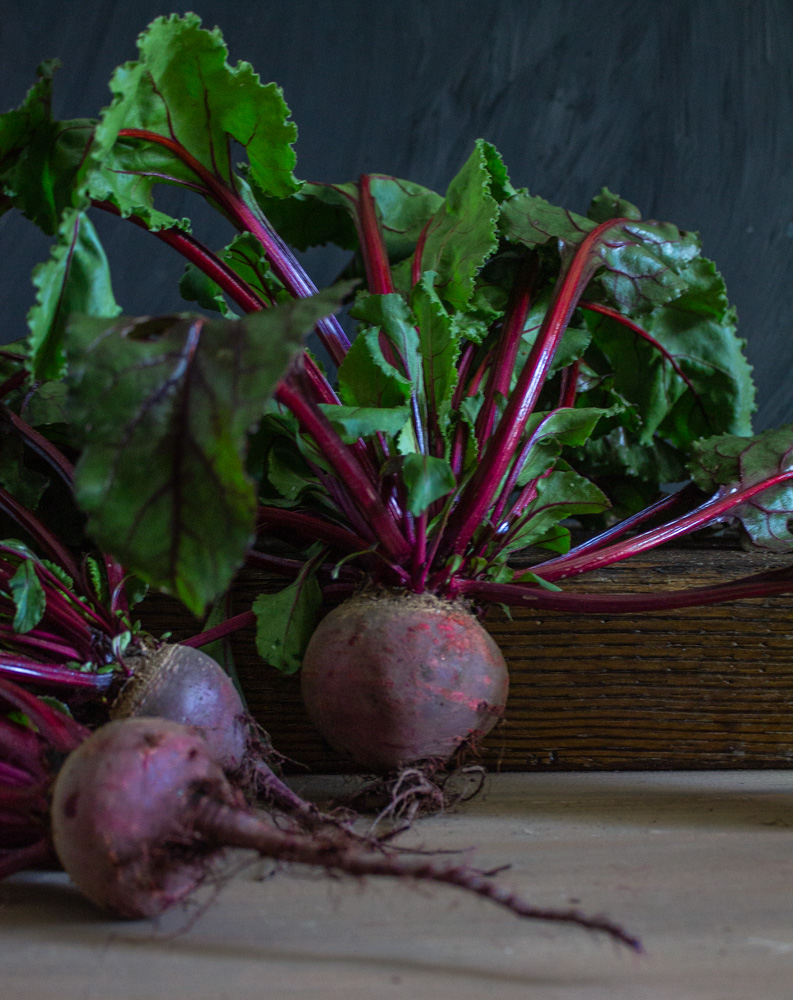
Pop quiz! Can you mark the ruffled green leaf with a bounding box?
[411,273,460,429]
[396,139,500,308]
[89,13,298,228]
[589,257,755,447]
[502,192,700,314]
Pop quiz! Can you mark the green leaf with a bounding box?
[267,443,320,502]
[336,328,408,408]
[220,230,289,303]
[587,187,642,225]
[515,298,592,381]
[9,559,46,634]
[368,174,445,260]
[253,571,322,674]
[479,141,518,204]
[350,293,423,396]
[590,257,755,447]
[27,209,120,379]
[500,470,610,554]
[179,264,237,318]
[411,273,460,428]
[400,454,456,515]
[65,287,346,614]
[516,406,610,485]
[317,404,410,443]
[89,13,298,228]
[253,174,443,260]
[500,192,595,251]
[0,60,96,234]
[502,193,700,314]
[688,425,793,551]
[396,139,499,308]
[83,555,108,605]
[250,181,359,252]
[510,568,562,590]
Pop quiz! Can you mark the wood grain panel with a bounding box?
[140,545,793,772]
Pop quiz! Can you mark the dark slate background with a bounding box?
[2,0,792,429]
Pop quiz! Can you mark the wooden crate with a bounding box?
[141,543,793,772]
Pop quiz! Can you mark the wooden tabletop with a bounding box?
[3,771,793,999]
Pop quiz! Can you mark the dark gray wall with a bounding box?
[2,0,792,429]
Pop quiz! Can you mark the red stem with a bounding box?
[411,218,432,288]
[116,128,351,367]
[459,562,793,612]
[357,174,395,295]
[275,382,411,563]
[181,610,256,649]
[534,472,793,583]
[0,488,81,584]
[475,258,535,446]
[93,199,340,406]
[440,219,631,558]
[548,483,703,565]
[558,359,581,409]
[0,656,113,691]
[257,507,372,553]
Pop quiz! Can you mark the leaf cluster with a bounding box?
[2,13,787,676]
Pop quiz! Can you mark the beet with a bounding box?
[111,644,248,772]
[110,643,362,840]
[300,591,509,772]
[50,717,640,949]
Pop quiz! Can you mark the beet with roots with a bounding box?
[50,716,639,949]
[300,591,509,772]
[111,643,344,834]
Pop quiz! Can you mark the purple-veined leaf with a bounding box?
[501,192,699,314]
[689,425,793,551]
[496,469,610,556]
[251,174,444,261]
[65,287,347,614]
[583,256,754,448]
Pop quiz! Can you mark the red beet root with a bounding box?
[112,644,347,835]
[301,591,509,772]
[50,717,640,949]
[111,644,248,772]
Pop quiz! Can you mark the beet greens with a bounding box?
[1,13,792,717]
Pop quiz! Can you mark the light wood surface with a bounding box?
[3,771,793,999]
